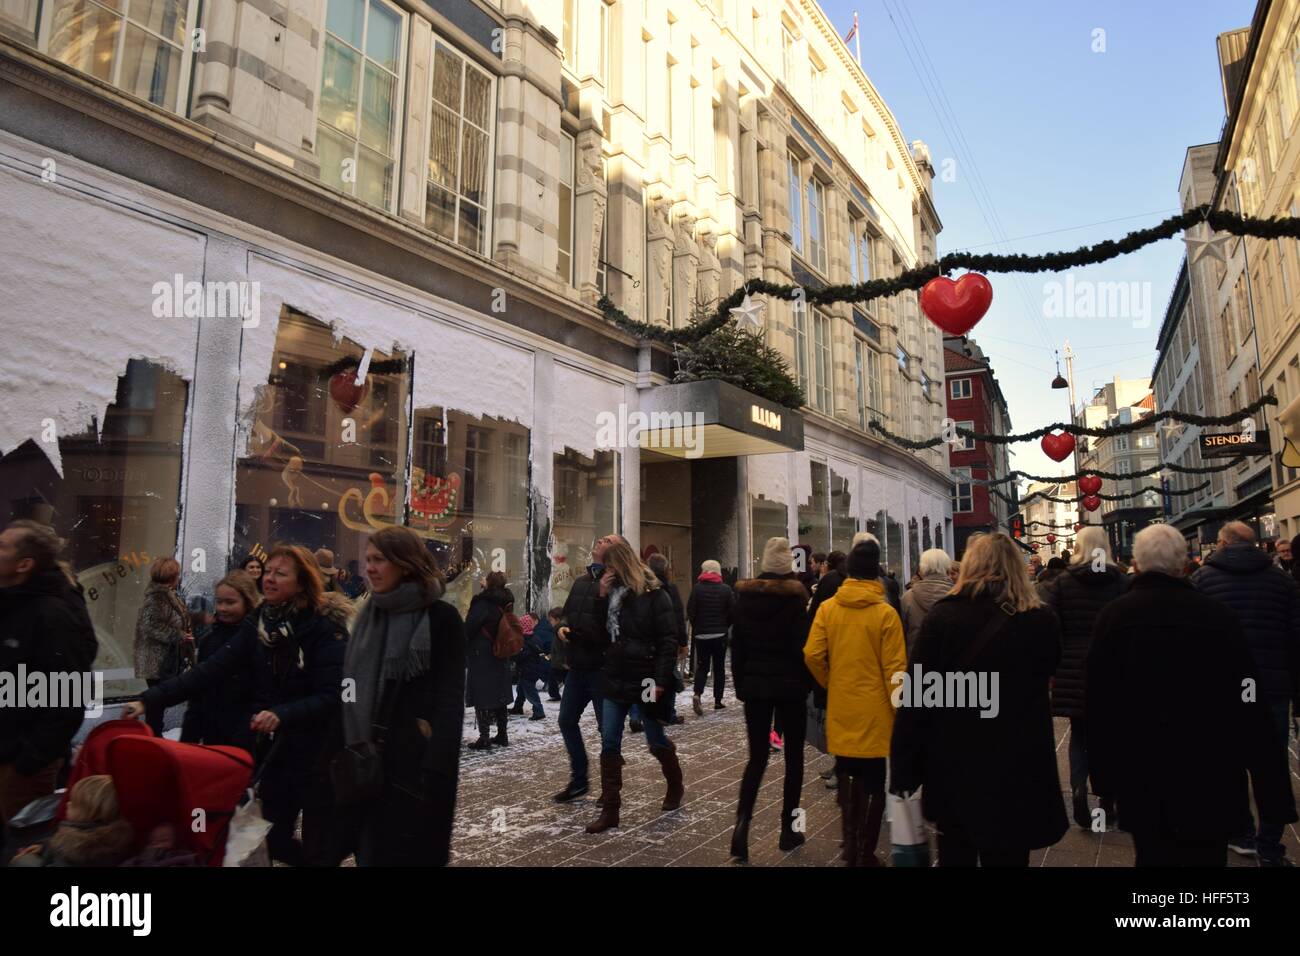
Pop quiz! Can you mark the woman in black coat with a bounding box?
[728,537,811,861]
[179,570,260,751]
[327,526,465,866]
[891,532,1067,866]
[585,539,682,834]
[464,571,515,749]
[127,546,349,866]
[1035,527,1129,828]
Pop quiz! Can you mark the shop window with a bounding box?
[922,515,932,550]
[797,460,830,553]
[750,496,789,577]
[830,467,855,553]
[318,0,406,211]
[551,447,618,611]
[410,407,531,617]
[1,360,189,699]
[867,509,886,570]
[885,512,904,580]
[907,516,920,578]
[36,0,200,115]
[234,308,410,602]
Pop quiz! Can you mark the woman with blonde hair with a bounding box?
[1037,524,1129,828]
[126,545,350,865]
[585,538,682,833]
[180,569,261,750]
[890,532,1067,866]
[133,556,192,735]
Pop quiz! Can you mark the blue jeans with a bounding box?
[514,675,543,715]
[559,668,603,784]
[601,698,669,754]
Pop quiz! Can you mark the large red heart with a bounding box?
[329,371,369,414]
[1081,495,1101,512]
[1078,474,1102,495]
[919,273,993,335]
[1040,432,1076,462]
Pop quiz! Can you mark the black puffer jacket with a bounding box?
[807,569,844,620]
[562,566,610,672]
[730,574,811,702]
[1192,546,1300,702]
[180,617,255,750]
[0,568,98,774]
[1037,563,1130,719]
[687,578,734,635]
[599,586,679,706]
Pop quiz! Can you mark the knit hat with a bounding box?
[760,537,794,575]
[846,540,881,579]
[700,559,722,575]
[852,531,879,548]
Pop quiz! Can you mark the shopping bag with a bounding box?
[804,691,828,754]
[887,786,930,867]
[222,789,273,867]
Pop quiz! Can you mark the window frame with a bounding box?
[39,0,203,117]
[558,129,576,284]
[806,175,828,275]
[951,467,973,513]
[787,151,804,254]
[812,309,832,414]
[420,31,497,254]
[956,420,976,451]
[950,378,972,399]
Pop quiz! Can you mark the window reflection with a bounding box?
[798,460,829,553]
[0,359,189,698]
[830,467,854,553]
[551,448,616,611]
[750,496,788,578]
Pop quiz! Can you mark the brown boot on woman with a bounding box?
[585,752,624,833]
[650,741,684,811]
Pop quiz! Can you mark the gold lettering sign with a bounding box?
[752,406,781,431]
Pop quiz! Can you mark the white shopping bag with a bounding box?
[223,789,273,867]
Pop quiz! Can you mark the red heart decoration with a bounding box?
[1078,474,1102,495]
[1081,495,1101,512]
[1073,523,1082,532]
[919,273,993,335]
[1040,432,1076,462]
[329,371,369,414]
[1047,534,1056,544]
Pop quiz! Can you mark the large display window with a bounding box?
[550,448,617,612]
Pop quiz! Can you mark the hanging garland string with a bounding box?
[963,455,1247,486]
[1017,479,1211,506]
[1025,520,1081,530]
[597,208,1300,345]
[871,396,1275,449]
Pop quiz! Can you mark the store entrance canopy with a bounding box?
[636,380,803,459]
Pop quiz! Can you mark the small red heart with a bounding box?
[1081,495,1101,512]
[1078,474,1102,495]
[1047,534,1056,544]
[329,371,369,414]
[1040,432,1076,462]
[1073,523,1082,532]
[919,273,993,336]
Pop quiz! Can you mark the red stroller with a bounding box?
[56,720,256,866]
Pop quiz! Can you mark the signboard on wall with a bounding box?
[1199,432,1270,458]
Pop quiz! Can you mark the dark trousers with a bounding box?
[693,638,727,700]
[737,699,806,823]
[144,679,167,736]
[546,669,565,698]
[1133,831,1226,867]
[937,827,1029,867]
[514,676,543,714]
[1238,697,1291,861]
[558,667,603,784]
[1068,715,1088,792]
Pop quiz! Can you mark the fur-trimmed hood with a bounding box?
[319,591,355,633]
[735,576,808,598]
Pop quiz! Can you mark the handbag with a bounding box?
[329,677,400,808]
[492,610,525,659]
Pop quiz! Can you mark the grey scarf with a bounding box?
[342,580,440,747]
[606,585,629,643]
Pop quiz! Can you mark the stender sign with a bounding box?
[1199,432,1270,458]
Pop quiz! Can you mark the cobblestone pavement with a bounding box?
[450,685,1300,867]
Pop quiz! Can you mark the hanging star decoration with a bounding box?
[1184,227,1232,266]
[729,293,766,333]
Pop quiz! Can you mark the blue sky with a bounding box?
[822,0,1257,479]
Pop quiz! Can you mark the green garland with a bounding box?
[597,207,1300,345]
[965,456,1248,486]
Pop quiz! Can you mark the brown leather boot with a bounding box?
[585,752,623,833]
[651,741,684,811]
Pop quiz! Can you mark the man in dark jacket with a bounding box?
[1037,531,1130,829]
[0,521,98,831]
[687,559,735,715]
[553,534,621,802]
[1090,524,1297,866]
[1191,522,1300,865]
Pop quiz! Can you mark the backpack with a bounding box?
[491,610,525,659]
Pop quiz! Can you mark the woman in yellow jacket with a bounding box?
[804,539,907,867]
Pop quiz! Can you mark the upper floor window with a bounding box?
[787,152,804,254]
[562,0,576,70]
[781,27,796,88]
[558,131,575,283]
[596,157,609,294]
[812,310,833,414]
[950,378,972,399]
[425,37,495,254]
[806,177,827,274]
[319,0,406,212]
[952,468,973,513]
[896,345,908,374]
[793,305,809,398]
[956,420,975,451]
[921,370,932,400]
[38,0,200,115]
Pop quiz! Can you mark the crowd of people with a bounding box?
[1,513,1297,868]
